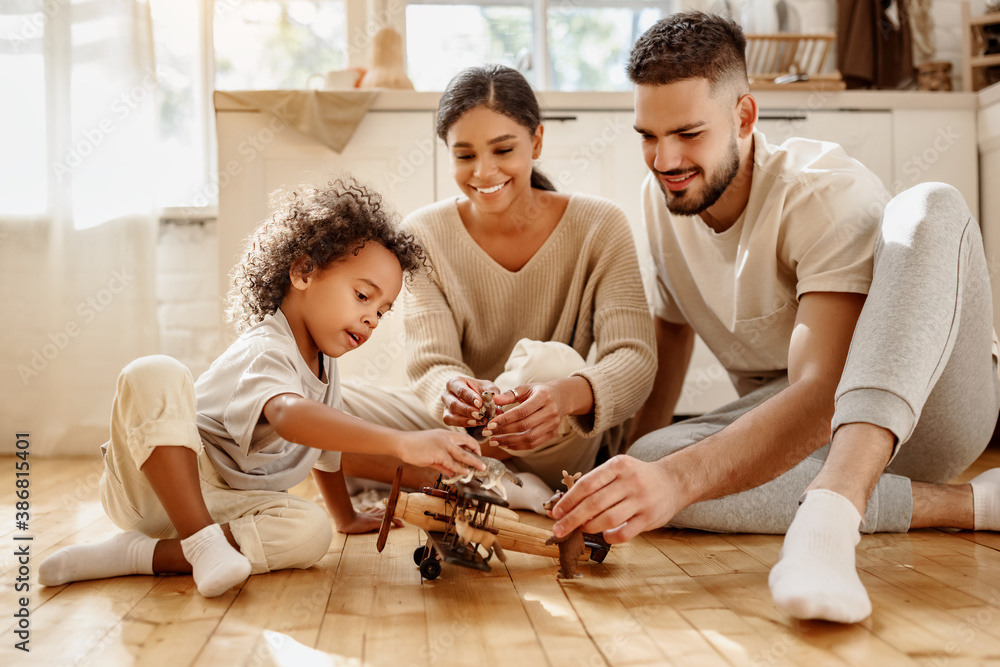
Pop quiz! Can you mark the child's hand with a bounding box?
[441,376,502,428]
[336,507,401,535]
[398,429,484,476]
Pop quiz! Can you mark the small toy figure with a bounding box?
[468,390,497,442]
[441,453,523,501]
[544,470,585,579]
[454,508,506,562]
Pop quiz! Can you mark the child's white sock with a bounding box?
[969,468,1000,530]
[180,524,251,597]
[768,489,872,623]
[502,471,555,515]
[38,531,156,586]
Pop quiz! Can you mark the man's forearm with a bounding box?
[661,377,836,508]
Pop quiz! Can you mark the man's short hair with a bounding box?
[627,11,749,95]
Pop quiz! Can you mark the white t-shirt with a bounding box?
[196,309,342,491]
[643,131,888,393]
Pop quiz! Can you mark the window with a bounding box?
[404,0,672,91]
[149,0,350,209]
[214,0,347,90]
[1,10,48,217]
[150,1,212,210]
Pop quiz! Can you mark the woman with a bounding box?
[342,65,655,509]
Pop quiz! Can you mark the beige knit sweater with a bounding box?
[402,194,656,451]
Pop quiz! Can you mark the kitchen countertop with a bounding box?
[215,88,986,113]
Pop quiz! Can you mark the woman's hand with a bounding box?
[440,375,502,428]
[486,376,594,451]
[396,429,484,476]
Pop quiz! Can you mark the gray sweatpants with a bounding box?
[630,182,1000,534]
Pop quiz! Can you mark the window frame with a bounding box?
[395,0,673,90]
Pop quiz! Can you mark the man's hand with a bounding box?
[336,507,402,535]
[440,376,501,427]
[397,429,484,477]
[548,455,684,544]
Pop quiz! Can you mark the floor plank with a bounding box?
[8,452,1000,666]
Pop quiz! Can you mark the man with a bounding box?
[548,11,1000,624]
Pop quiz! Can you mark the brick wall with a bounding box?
[156,219,227,377]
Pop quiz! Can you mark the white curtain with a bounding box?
[1,0,160,455]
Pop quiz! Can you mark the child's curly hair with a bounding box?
[226,176,425,334]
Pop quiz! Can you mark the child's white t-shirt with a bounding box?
[195,308,342,491]
[643,131,889,394]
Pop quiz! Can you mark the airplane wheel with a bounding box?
[419,557,442,580]
[413,546,429,566]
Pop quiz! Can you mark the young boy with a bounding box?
[39,178,484,597]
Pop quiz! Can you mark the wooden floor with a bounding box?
[5,453,1000,667]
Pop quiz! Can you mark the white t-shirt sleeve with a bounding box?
[785,175,881,300]
[222,346,309,454]
[313,449,342,473]
[652,272,688,323]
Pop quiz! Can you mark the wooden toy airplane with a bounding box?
[376,466,611,580]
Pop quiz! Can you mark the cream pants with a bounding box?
[99,355,333,574]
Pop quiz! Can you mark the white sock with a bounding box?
[501,471,555,515]
[38,531,156,587]
[969,468,1000,530]
[180,524,251,597]
[768,489,872,623]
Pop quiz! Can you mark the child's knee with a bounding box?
[271,503,334,570]
[121,355,193,390]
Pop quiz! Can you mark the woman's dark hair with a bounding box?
[436,65,556,192]
[226,176,425,334]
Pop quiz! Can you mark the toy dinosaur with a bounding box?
[544,470,585,579]
[441,453,523,501]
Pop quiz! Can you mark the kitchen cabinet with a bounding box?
[217,91,981,415]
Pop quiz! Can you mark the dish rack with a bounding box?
[745,33,845,89]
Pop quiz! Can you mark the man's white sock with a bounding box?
[38,531,156,586]
[969,468,1000,531]
[768,489,872,623]
[180,524,251,597]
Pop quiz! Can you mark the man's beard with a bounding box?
[659,133,740,216]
